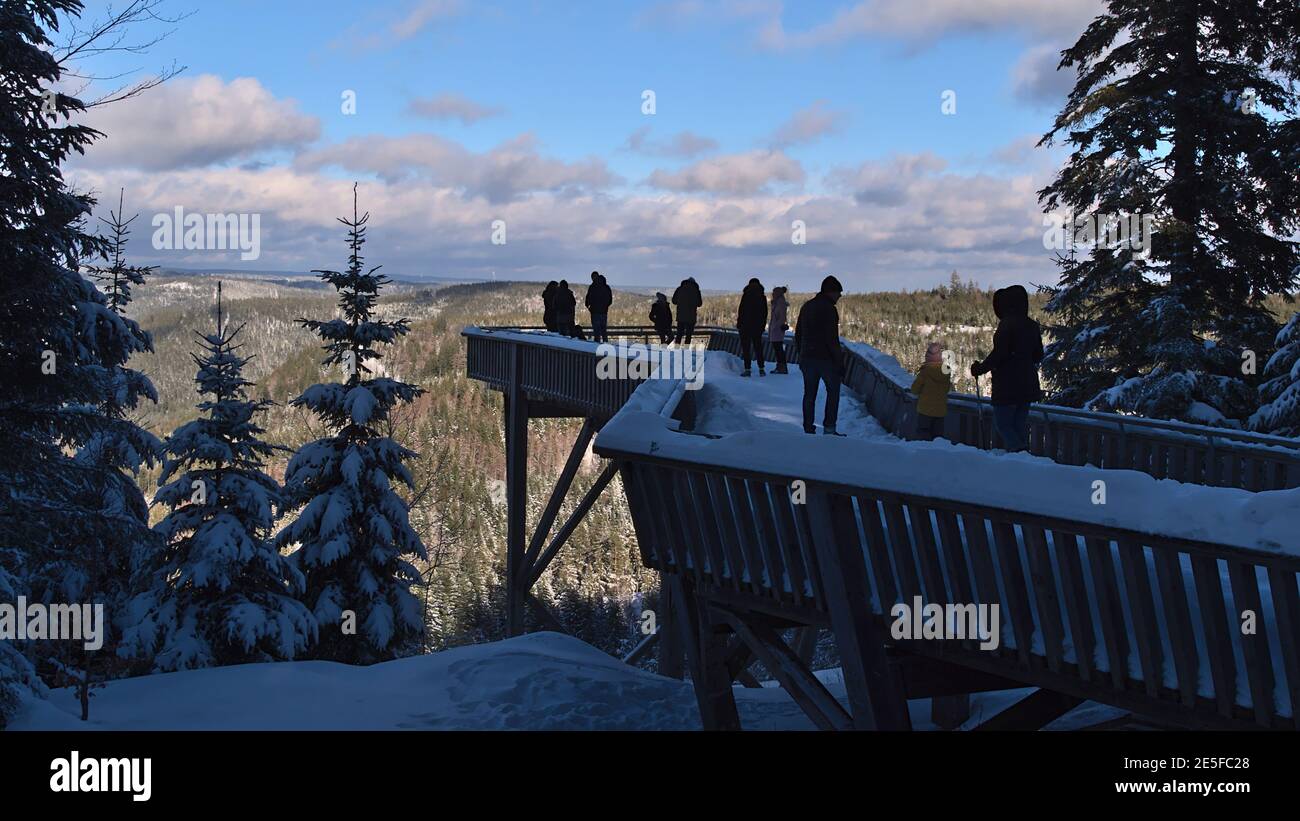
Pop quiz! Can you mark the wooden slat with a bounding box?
[1117,540,1163,698]
[1023,525,1066,674]
[882,501,922,602]
[1265,567,1300,729]
[725,476,772,594]
[907,503,950,606]
[703,473,745,593]
[1151,546,1199,708]
[989,521,1034,667]
[935,511,974,604]
[769,483,811,605]
[1051,530,1096,682]
[1086,537,1130,690]
[856,495,898,611]
[1227,560,1275,726]
[963,514,1003,615]
[686,471,731,588]
[1190,555,1237,718]
[749,480,793,605]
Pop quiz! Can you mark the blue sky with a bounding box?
[67,0,1104,291]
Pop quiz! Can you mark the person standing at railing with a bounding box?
[542,281,559,332]
[672,277,702,344]
[912,342,952,440]
[795,275,845,436]
[553,280,577,337]
[768,286,790,374]
[737,277,768,377]
[970,285,1043,452]
[650,292,673,343]
[585,270,612,343]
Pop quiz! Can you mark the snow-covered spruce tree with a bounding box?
[124,284,315,671]
[1250,312,1300,437]
[1038,0,1300,426]
[277,186,427,663]
[0,0,158,725]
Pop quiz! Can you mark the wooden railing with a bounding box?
[605,428,1300,730]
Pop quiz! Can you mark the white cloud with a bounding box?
[407,92,503,124]
[74,75,320,171]
[1011,42,1079,106]
[769,100,847,147]
[758,0,1103,50]
[647,150,805,195]
[624,126,719,158]
[295,133,620,203]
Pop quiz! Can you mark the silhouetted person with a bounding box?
[542,281,558,332]
[553,280,577,337]
[672,277,702,344]
[649,292,672,343]
[970,285,1043,452]
[768,285,789,374]
[912,341,952,441]
[585,270,612,343]
[737,277,768,376]
[795,275,845,435]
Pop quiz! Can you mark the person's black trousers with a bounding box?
[739,329,765,371]
[801,356,840,433]
[916,413,946,441]
[772,340,787,370]
[675,320,695,344]
[655,326,673,344]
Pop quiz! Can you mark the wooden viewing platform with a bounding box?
[463,325,1300,730]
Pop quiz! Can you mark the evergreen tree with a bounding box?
[277,185,427,663]
[1250,312,1300,436]
[0,0,157,724]
[1038,0,1300,425]
[124,284,315,670]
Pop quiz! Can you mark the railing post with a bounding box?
[504,342,529,637]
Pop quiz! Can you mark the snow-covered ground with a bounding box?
[10,632,1118,730]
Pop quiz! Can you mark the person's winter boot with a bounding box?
[741,368,752,377]
[804,426,817,435]
[759,367,766,376]
[822,428,846,437]
[775,365,788,374]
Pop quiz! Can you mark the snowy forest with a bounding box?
[1,0,1299,736]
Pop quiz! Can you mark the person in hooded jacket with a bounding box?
[768,286,790,374]
[736,277,768,376]
[541,281,558,331]
[970,285,1043,452]
[672,277,703,344]
[649,293,673,343]
[553,280,577,337]
[584,271,612,343]
[795,275,845,435]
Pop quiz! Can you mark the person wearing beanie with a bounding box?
[768,286,790,374]
[794,275,845,435]
[912,341,952,440]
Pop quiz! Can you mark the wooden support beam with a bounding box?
[971,688,1084,731]
[792,626,818,665]
[524,461,618,588]
[713,606,852,730]
[525,592,567,634]
[671,578,741,730]
[622,630,659,666]
[658,576,685,680]
[518,417,597,581]
[805,489,911,730]
[503,347,529,638]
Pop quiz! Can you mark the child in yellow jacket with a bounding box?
[911,342,952,441]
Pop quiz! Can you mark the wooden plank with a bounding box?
[670,577,741,730]
[935,510,975,607]
[1023,525,1066,674]
[963,514,1002,612]
[972,689,1085,731]
[805,490,911,730]
[768,483,811,606]
[1052,530,1096,682]
[704,473,747,594]
[1151,546,1199,708]
[857,495,899,611]
[683,471,729,587]
[791,497,828,606]
[1086,537,1131,691]
[1227,560,1275,726]
[1117,540,1163,698]
[1265,567,1300,730]
[749,480,792,605]
[1190,555,1236,718]
[726,476,772,594]
[907,503,950,606]
[989,521,1035,667]
[882,501,923,602]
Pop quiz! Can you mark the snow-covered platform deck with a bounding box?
[465,324,1300,731]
